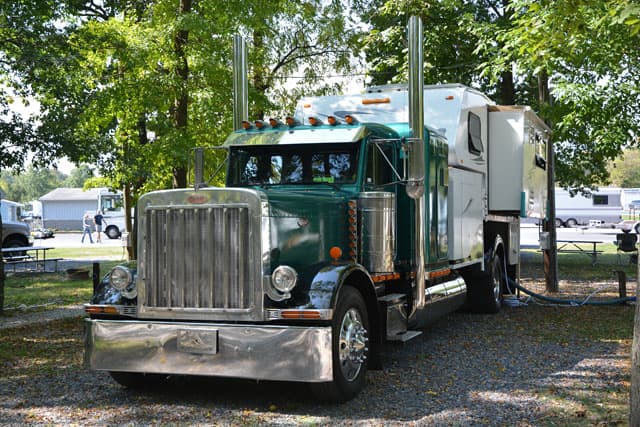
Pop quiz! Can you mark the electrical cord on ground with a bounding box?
[507,278,636,306]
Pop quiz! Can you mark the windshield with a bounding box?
[228,143,359,186]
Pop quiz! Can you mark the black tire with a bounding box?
[555,218,563,228]
[105,226,121,239]
[2,236,28,257]
[635,223,640,234]
[109,371,166,389]
[311,286,369,402]
[565,218,578,228]
[466,251,505,314]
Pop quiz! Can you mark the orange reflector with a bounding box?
[303,103,311,108]
[349,226,357,232]
[242,120,251,130]
[281,310,321,319]
[328,116,337,125]
[428,268,452,279]
[329,246,342,260]
[85,305,119,314]
[445,96,454,100]
[362,97,390,105]
[348,200,357,208]
[348,209,356,216]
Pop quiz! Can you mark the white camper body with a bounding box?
[555,188,623,227]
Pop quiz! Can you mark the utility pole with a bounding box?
[539,71,558,292]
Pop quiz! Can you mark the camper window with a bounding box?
[593,195,608,205]
[468,112,483,155]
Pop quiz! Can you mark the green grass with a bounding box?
[2,260,122,311]
[46,246,127,260]
[522,244,637,281]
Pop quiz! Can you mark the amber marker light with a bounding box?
[309,116,323,126]
[362,97,390,105]
[269,118,281,128]
[345,115,356,125]
[328,116,338,126]
[445,95,455,100]
[255,120,266,129]
[329,246,343,261]
[242,120,252,130]
[281,310,321,319]
[286,116,299,127]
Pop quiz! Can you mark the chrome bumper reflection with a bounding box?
[84,319,333,382]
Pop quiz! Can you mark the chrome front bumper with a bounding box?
[84,319,333,382]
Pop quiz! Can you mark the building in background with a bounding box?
[39,188,125,238]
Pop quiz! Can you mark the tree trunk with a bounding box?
[123,183,136,260]
[172,0,191,189]
[631,257,640,425]
[499,70,515,105]
[538,70,558,293]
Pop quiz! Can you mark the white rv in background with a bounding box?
[555,188,623,227]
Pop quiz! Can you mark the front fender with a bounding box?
[297,262,373,310]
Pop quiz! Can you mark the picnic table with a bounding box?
[556,239,603,266]
[1,246,60,272]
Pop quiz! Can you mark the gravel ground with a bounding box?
[0,277,634,425]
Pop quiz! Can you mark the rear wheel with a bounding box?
[311,286,369,402]
[466,250,505,313]
[555,218,563,228]
[565,218,578,228]
[2,236,28,257]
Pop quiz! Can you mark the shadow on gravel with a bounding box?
[0,305,632,425]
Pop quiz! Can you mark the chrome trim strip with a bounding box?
[84,319,333,383]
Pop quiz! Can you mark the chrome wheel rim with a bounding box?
[338,307,368,382]
[491,257,502,303]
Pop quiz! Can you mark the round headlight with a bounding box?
[109,266,133,291]
[271,265,298,293]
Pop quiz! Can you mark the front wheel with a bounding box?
[105,226,121,239]
[311,286,369,402]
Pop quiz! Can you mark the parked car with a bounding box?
[31,228,55,239]
[2,199,33,250]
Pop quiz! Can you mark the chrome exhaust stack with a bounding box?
[407,16,427,313]
[232,35,248,131]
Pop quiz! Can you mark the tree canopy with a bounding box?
[1,0,639,194]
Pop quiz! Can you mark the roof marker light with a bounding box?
[328,116,338,126]
[308,117,323,126]
[241,120,252,130]
[269,118,282,128]
[286,116,301,127]
[345,115,357,125]
[255,120,266,130]
[445,95,455,100]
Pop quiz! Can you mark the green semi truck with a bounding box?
[84,18,550,401]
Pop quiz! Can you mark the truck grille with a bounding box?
[142,205,254,311]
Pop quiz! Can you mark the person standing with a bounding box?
[94,210,107,243]
[81,213,94,243]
